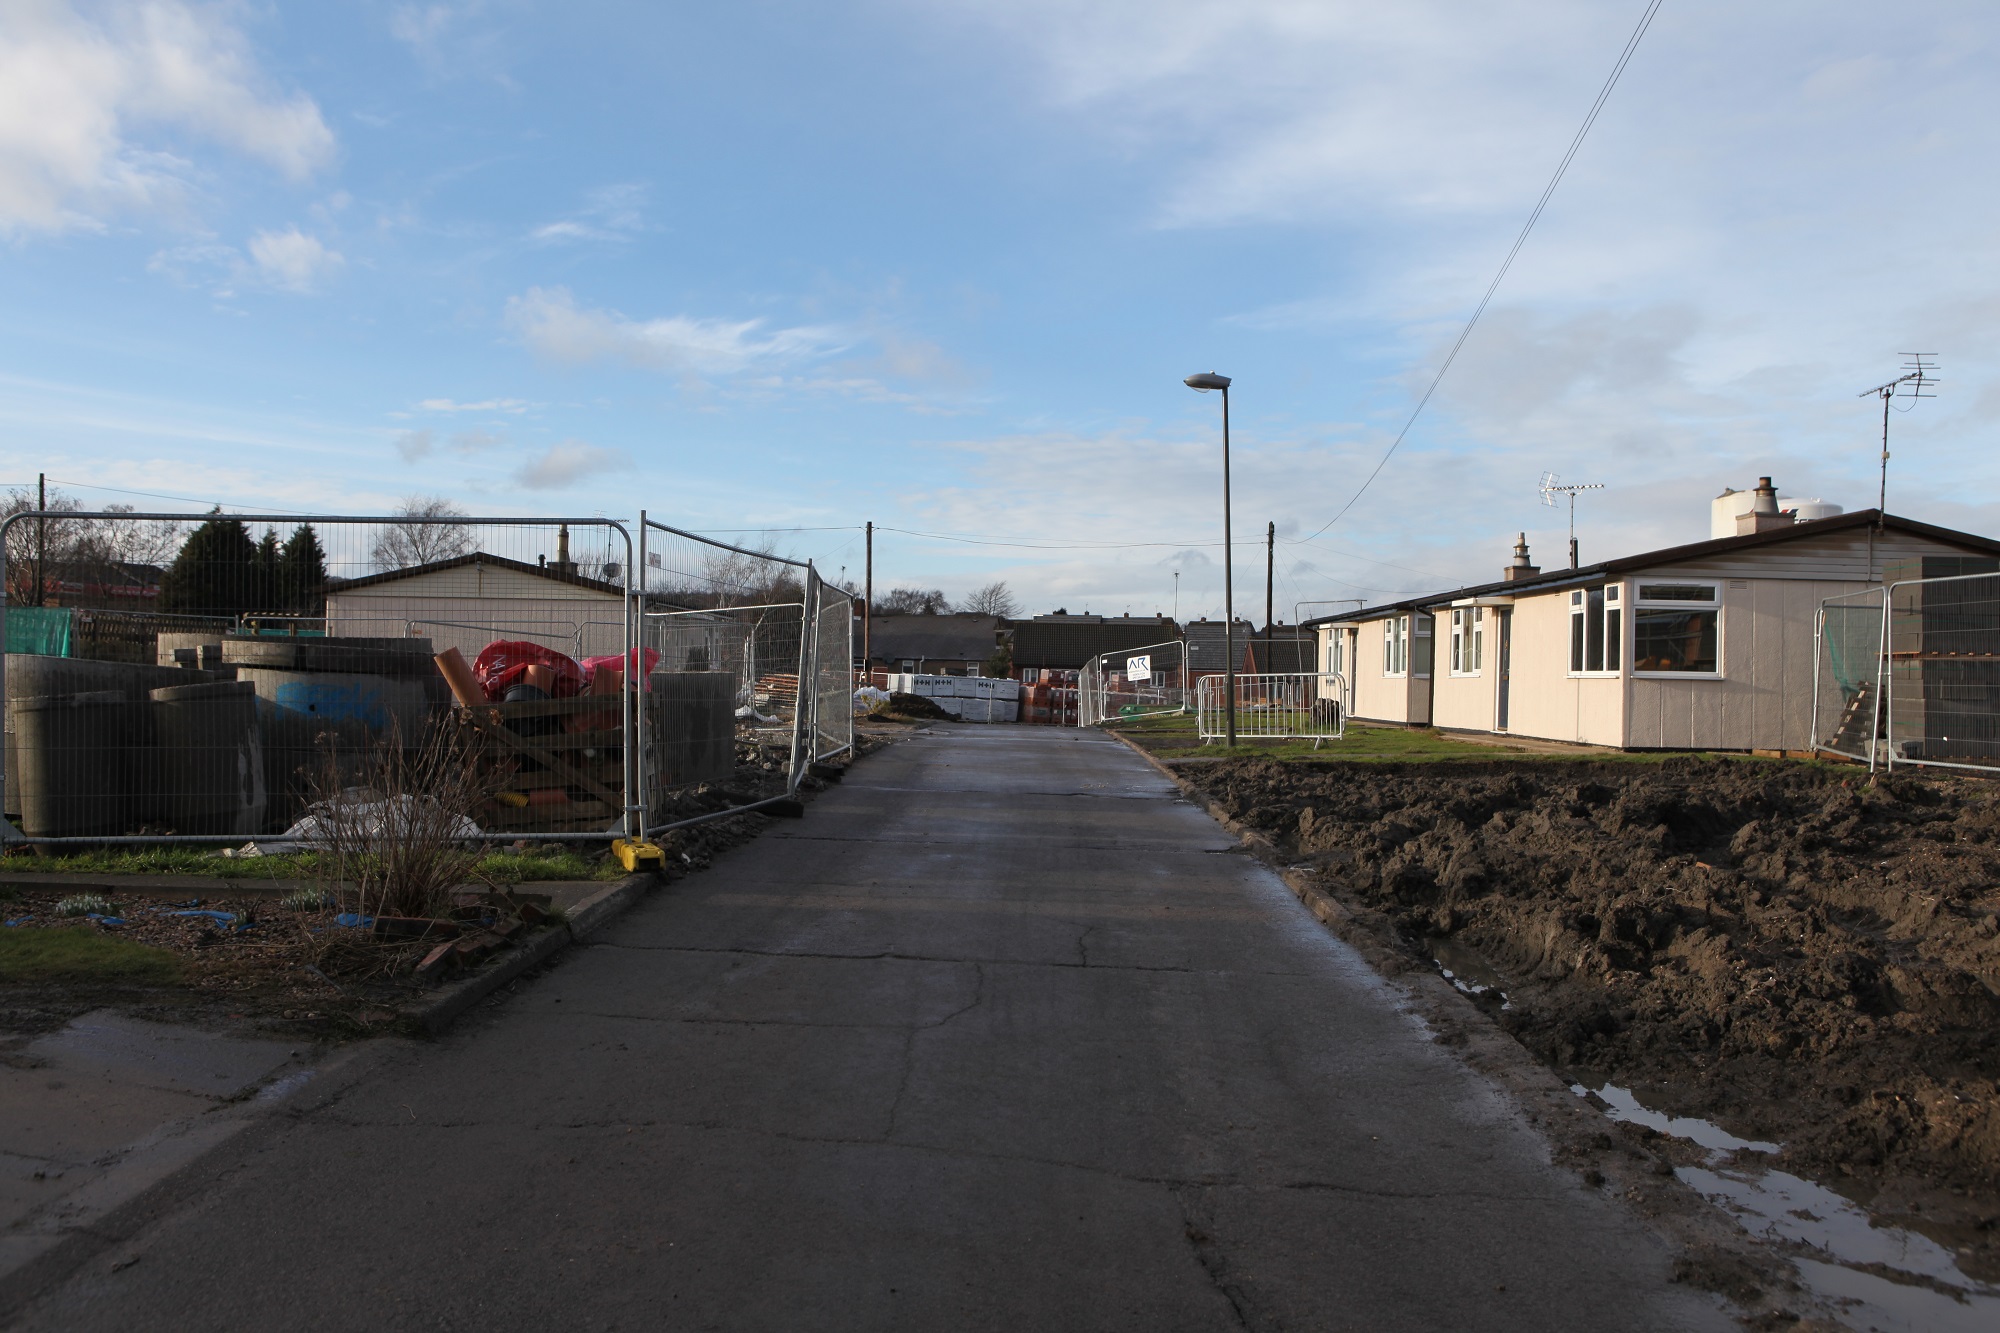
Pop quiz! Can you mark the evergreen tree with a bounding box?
[158,514,260,617]
[277,523,329,613]
[254,529,280,611]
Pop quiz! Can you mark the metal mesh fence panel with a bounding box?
[1195,672,1346,743]
[1883,572,2000,772]
[1079,639,1188,726]
[1,512,638,844]
[1814,590,1887,765]
[638,518,816,835]
[808,574,854,762]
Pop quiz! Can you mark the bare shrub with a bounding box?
[304,723,495,921]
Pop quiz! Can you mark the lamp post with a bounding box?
[1184,371,1235,748]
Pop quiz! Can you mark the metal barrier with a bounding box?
[0,512,639,844]
[806,569,854,762]
[1195,672,1346,744]
[1078,639,1189,726]
[637,517,852,837]
[1815,572,2000,773]
[0,507,858,850]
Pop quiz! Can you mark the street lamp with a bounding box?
[1184,371,1236,748]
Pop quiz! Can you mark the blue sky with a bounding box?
[3,0,1997,621]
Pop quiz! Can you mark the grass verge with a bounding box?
[0,927,183,984]
[0,846,624,884]
[1104,711,1824,767]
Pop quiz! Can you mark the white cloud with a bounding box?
[529,182,646,244]
[0,0,336,233]
[514,438,628,488]
[395,427,433,461]
[246,225,341,292]
[415,397,532,413]
[504,286,845,375]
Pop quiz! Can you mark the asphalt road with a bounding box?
[16,726,1732,1331]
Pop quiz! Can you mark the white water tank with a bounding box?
[1711,485,1843,538]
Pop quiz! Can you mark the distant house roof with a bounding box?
[1011,617,1178,670]
[866,613,1002,665]
[1302,510,2000,627]
[326,551,627,598]
[1183,619,1312,671]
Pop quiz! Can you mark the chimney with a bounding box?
[1503,533,1540,582]
[548,520,580,572]
[1733,476,1790,536]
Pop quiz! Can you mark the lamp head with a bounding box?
[1184,372,1231,392]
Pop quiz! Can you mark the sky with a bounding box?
[2,0,1996,623]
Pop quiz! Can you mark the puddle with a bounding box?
[1586,1083,1780,1155]
[1571,1082,2000,1331]
[1428,937,1511,1009]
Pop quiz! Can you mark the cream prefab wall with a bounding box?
[1429,606,1503,734]
[325,562,626,664]
[1317,523,1994,752]
[1324,613,1432,725]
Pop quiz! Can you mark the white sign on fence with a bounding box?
[1126,654,1151,683]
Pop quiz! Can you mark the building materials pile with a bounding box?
[884,673,1020,722]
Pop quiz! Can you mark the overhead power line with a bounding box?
[1293,0,1666,547]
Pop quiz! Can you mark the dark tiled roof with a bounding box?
[1010,619,1177,669]
[865,614,1002,664]
[327,551,625,597]
[1302,510,2000,627]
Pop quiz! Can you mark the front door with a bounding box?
[1495,609,1512,732]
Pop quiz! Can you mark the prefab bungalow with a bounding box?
[1310,492,2000,752]
[323,552,630,664]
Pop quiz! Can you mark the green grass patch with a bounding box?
[0,927,183,985]
[1,844,621,883]
[1104,712,1779,766]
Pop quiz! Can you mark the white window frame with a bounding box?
[1326,626,1345,677]
[1449,606,1484,676]
[1567,584,1623,677]
[1631,581,1723,678]
[1383,616,1408,677]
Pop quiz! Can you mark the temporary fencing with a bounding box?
[636,517,852,839]
[1195,672,1346,745]
[0,508,855,849]
[1815,570,2000,773]
[1078,639,1188,726]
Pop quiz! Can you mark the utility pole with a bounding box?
[36,473,46,609]
[1264,521,1274,672]
[1172,571,1179,625]
[863,521,873,684]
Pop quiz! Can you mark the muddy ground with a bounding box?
[1186,756,2000,1251]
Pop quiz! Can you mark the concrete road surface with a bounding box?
[14,726,1732,1331]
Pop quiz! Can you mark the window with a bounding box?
[1383,616,1408,676]
[1568,585,1622,674]
[1326,627,1345,677]
[1449,607,1484,674]
[1412,614,1434,677]
[1633,582,1719,674]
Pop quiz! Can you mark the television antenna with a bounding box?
[1858,354,1938,582]
[1539,472,1604,569]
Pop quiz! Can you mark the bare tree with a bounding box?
[371,496,474,571]
[1,489,189,601]
[961,581,1018,618]
[877,587,952,615]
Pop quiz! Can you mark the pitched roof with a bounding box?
[865,613,1002,664]
[1302,510,2000,627]
[325,551,626,597]
[1010,618,1177,669]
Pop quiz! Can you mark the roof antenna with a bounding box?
[1539,472,1604,569]
[1859,354,1938,583]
